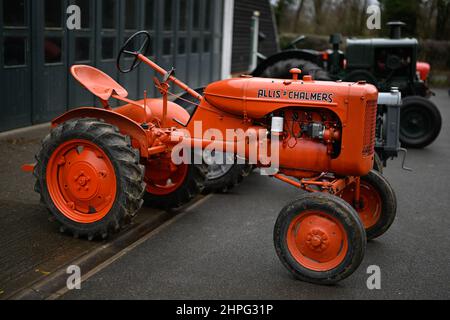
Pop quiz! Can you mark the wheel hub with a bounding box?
[287,211,348,271]
[46,139,117,223]
[401,106,431,139]
[306,229,329,252]
[70,165,97,198]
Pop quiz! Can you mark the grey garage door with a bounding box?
[0,0,224,132]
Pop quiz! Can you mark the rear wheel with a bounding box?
[400,96,442,148]
[274,193,366,285]
[340,170,397,240]
[35,118,145,240]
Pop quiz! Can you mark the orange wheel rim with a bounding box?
[287,210,348,272]
[145,162,189,195]
[341,181,382,229]
[46,139,117,224]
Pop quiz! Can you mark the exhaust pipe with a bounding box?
[387,21,406,39]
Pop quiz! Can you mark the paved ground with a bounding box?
[0,126,98,297]
[60,90,450,300]
[0,125,165,298]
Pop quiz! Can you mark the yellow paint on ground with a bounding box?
[35,269,51,276]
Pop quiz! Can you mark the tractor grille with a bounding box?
[362,100,377,156]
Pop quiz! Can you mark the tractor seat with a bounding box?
[71,65,128,101]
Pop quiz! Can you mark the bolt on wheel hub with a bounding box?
[306,229,329,252]
[287,210,348,272]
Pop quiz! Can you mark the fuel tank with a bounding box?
[204,76,378,120]
[203,76,379,177]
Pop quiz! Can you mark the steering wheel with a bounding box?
[117,31,151,73]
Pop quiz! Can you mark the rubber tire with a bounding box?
[373,152,384,174]
[274,193,366,285]
[143,163,207,209]
[201,161,243,194]
[259,58,331,80]
[174,89,248,194]
[399,96,442,149]
[240,164,255,181]
[34,118,146,240]
[359,170,397,241]
[343,69,378,85]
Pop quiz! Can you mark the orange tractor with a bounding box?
[23,32,397,284]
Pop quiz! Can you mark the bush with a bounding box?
[418,40,450,70]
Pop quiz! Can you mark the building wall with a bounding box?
[231,0,278,74]
[0,0,224,132]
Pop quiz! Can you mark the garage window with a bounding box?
[4,36,26,66]
[75,37,90,62]
[3,0,26,27]
[44,37,62,64]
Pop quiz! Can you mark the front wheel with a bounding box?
[274,193,366,285]
[340,170,397,240]
[400,96,442,148]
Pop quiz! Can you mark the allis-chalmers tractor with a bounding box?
[23,31,397,285]
[252,22,442,150]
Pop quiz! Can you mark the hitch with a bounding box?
[399,148,413,171]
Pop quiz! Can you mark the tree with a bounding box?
[273,0,296,30]
[380,0,421,37]
[293,0,305,32]
[313,0,328,33]
[435,0,450,40]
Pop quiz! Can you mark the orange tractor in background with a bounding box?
[23,32,397,285]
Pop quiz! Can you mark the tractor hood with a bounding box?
[204,76,378,119]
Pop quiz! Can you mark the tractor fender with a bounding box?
[52,107,151,158]
[251,49,322,77]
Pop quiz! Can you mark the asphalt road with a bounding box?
[59,89,450,300]
[0,126,95,297]
[0,125,167,298]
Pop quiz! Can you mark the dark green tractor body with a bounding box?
[343,38,429,97]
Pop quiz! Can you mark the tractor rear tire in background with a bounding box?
[34,118,146,240]
[256,58,331,80]
[173,89,249,194]
[341,170,397,241]
[274,193,366,285]
[343,69,378,85]
[399,96,442,148]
